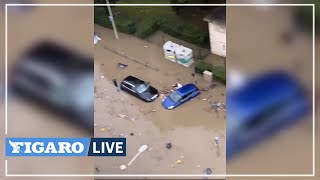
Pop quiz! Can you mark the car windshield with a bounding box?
[136,83,150,93]
[169,91,182,102]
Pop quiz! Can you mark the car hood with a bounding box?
[162,96,176,108]
[140,86,158,100]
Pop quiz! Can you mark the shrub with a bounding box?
[212,66,226,84]
[195,61,226,84]
[194,60,213,74]
[157,17,209,48]
[157,17,182,37]
[136,17,159,39]
[179,24,207,47]
[94,7,136,34]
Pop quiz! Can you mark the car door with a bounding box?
[122,83,136,96]
[180,91,193,104]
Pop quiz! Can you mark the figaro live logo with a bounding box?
[6,138,126,157]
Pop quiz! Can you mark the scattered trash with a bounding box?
[138,133,142,136]
[130,133,134,136]
[144,45,148,48]
[120,165,127,170]
[214,136,220,146]
[100,75,104,79]
[197,165,201,168]
[176,159,183,164]
[166,143,172,149]
[95,167,99,172]
[203,99,206,101]
[94,34,101,45]
[171,164,175,168]
[127,145,148,166]
[118,114,128,119]
[130,118,137,123]
[113,79,120,92]
[172,83,182,90]
[211,102,226,111]
[152,109,156,112]
[100,128,106,131]
[180,155,184,159]
[204,168,212,175]
[117,63,128,69]
[210,83,217,89]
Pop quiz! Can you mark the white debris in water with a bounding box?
[118,114,128,118]
[94,34,101,45]
[211,102,226,111]
[214,136,220,145]
[120,165,127,170]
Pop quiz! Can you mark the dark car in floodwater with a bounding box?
[120,76,159,102]
[10,41,94,133]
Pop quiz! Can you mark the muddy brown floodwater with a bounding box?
[94,24,226,176]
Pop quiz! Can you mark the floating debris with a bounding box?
[118,114,128,118]
[127,145,148,166]
[166,143,172,149]
[117,63,128,69]
[210,83,217,89]
[130,118,137,123]
[120,165,127,170]
[204,168,212,175]
[211,102,226,111]
[176,160,183,164]
[214,136,220,146]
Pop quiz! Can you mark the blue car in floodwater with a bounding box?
[162,84,200,110]
[227,71,311,160]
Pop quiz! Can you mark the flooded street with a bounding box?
[94,24,226,175]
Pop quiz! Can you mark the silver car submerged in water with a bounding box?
[10,41,94,132]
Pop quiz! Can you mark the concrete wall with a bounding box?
[208,22,226,57]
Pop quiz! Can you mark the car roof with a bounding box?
[123,76,144,85]
[177,84,198,95]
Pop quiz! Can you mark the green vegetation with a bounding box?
[294,0,320,33]
[157,17,209,47]
[94,0,211,47]
[136,16,159,38]
[94,7,136,34]
[212,66,226,84]
[195,60,226,84]
[194,60,213,74]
